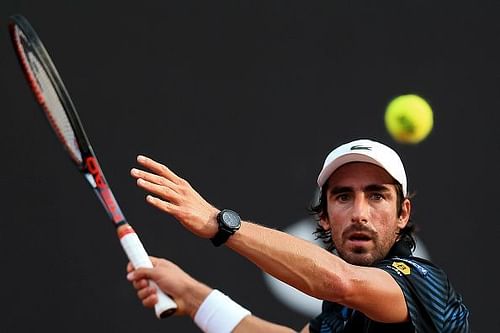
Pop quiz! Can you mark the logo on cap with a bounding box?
[350,145,372,151]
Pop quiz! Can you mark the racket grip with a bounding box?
[118,226,177,318]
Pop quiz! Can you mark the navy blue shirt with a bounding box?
[309,241,470,332]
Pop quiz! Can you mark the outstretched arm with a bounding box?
[225,222,408,323]
[130,155,408,323]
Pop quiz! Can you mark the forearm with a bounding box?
[233,316,298,333]
[226,221,350,301]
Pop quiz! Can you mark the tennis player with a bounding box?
[127,138,470,332]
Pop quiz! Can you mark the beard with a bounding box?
[333,224,396,266]
[336,244,386,266]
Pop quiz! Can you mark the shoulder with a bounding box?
[376,256,444,282]
[375,256,470,332]
[375,255,450,308]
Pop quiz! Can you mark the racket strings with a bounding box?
[14,26,82,164]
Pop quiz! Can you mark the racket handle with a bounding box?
[118,225,177,318]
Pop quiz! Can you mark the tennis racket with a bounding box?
[8,14,177,318]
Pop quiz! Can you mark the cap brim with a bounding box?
[317,153,387,188]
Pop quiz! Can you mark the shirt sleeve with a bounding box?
[375,257,469,333]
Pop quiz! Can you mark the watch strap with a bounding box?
[210,228,232,247]
[210,209,240,247]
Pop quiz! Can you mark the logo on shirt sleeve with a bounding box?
[392,261,411,275]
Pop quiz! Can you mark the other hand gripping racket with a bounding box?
[8,14,177,318]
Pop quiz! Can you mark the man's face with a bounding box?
[320,162,410,266]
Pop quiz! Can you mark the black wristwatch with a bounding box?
[210,209,241,247]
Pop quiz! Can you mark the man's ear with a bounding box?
[319,217,330,231]
[398,198,411,229]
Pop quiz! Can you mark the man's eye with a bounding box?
[370,193,384,200]
[337,194,350,202]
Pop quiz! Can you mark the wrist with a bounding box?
[186,281,213,319]
[211,209,241,247]
[194,289,251,333]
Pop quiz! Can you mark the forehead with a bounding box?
[326,162,396,188]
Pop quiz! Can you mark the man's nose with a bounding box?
[351,195,369,223]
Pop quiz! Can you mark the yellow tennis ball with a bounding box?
[384,94,434,144]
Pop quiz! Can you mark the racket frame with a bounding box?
[8,14,177,318]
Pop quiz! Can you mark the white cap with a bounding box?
[317,139,407,196]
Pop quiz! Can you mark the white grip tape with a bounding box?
[120,232,177,318]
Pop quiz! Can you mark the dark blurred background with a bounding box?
[1,1,498,332]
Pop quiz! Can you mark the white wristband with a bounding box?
[194,289,251,333]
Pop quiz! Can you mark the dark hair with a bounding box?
[309,182,416,252]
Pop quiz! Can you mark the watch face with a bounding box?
[221,210,241,228]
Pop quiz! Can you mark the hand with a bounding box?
[130,155,219,239]
[127,256,212,318]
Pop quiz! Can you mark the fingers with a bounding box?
[129,282,157,308]
[145,195,182,216]
[137,285,156,300]
[127,258,157,282]
[128,267,151,281]
[131,156,185,207]
[126,258,171,309]
[136,178,180,204]
[136,155,181,184]
[130,167,177,189]
[141,293,158,308]
[131,278,148,289]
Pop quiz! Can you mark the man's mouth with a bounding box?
[347,232,373,244]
